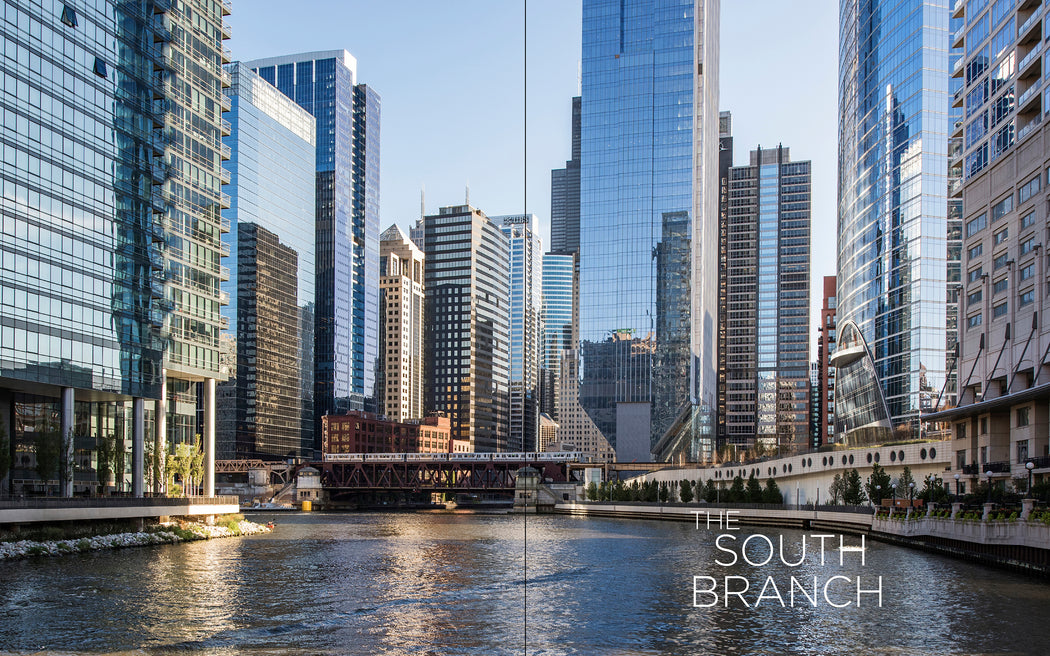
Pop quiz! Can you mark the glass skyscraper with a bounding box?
[495,214,543,452]
[550,96,581,255]
[579,0,720,462]
[1,0,231,496]
[725,146,811,453]
[245,51,380,450]
[835,0,957,445]
[219,63,315,460]
[542,252,575,419]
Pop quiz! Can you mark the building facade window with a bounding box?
[1017,406,1030,427]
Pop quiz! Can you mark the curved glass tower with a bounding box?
[579,0,720,462]
[836,0,958,442]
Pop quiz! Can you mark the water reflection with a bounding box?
[0,512,1047,654]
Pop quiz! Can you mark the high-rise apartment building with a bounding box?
[422,205,509,452]
[245,51,380,450]
[724,146,811,453]
[378,225,425,423]
[835,0,959,445]
[219,64,315,460]
[0,0,231,496]
[495,215,543,453]
[817,276,837,448]
[716,110,733,448]
[931,0,1050,492]
[550,96,581,255]
[579,0,720,463]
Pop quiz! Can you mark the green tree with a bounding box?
[33,429,61,495]
[658,481,669,503]
[919,475,949,503]
[866,463,891,506]
[629,480,641,501]
[585,482,598,501]
[897,466,916,501]
[702,479,717,503]
[746,472,763,503]
[189,434,205,496]
[644,480,659,502]
[828,473,844,504]
[679,478,694,503]
[763,478,782,504]
[843,468,867,506]
[96,433,114,495]
[727,475,746,502]
[113,436,126,493]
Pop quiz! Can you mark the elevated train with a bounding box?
[323,451,584,463]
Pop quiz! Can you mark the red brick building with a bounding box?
[322,411,452,454]
[817,276,837,446]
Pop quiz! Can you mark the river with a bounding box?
[1,511,1048,655]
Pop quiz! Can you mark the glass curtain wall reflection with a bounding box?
[836,0,954,442]
[579,0,720,462]
[219,63,315,460]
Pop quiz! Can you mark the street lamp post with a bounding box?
[1026,461,1035,499]
[891,483,897,507]
[908,481,915,505]
[876,484,881,507]
[954,473,960,501]
[985,470,994,504]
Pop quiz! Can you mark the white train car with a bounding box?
[324,453,366,462]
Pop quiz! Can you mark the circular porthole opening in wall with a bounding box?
[920,448,927,460]
[849,454,854,465]
[773,467,778,475]
[822,457,828,466]
[898,450,905,462]
[808,458,813,467]
[890,451,896,462]
[874,452,880,463]
[842,455,847,465]
[867,453,872,463]
[930,448,936,459]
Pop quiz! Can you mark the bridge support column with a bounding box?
[155,370,166,495]
[60,387,74,498]
[132,397,144,498]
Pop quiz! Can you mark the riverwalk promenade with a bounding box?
[0,496,239,525]
[556,501,1050,574]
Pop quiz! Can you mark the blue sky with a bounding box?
[228,1,839,349]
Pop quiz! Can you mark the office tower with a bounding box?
[0,1,231,496]
[378,225,425,423]
[579,0,720,463]
[494,215,543,452]
[724,146,812,454]
[835,0,957,445]
[219,64,315,460]
[809,362,821,448]
[541,252,576,419]
[245,51,381,448]
[817,276,837,447]
[551,96,581,255]
[716,110,733,449]
[556,349,616,462]
[933,0,1050,489]
[422,205,509,451]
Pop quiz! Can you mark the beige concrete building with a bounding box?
[934,0,1050,494]
[379,225,425,422]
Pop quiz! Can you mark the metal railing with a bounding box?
[0,496,237,509]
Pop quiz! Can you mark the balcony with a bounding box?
[949,177,964,198]
[153,0,170,13]
[952,24,965,49]
[1018,79,1042,113]
[219,191,231,209]
[221,94,232,112]
[220,166,231,185]
[220,21,231,40]
[219,240,230,257]
[221,45,232,64]
[220,117,231,136]
[150,279,166,299]
[952,56,964,78]
[952,0,964,19]
[220,142,231,160]
[151,188,168,213]
[951,118,964,137]
[219,315,230,330]
[952,86,964,108]
[218,265,230,281]
[1018,46,1042,79]
[221,67,232,88]
[1018,8,1043,45]
[1018,112,1043,142]
[948,136,962,160]
[220,216,231,233]
[149,249,165,270]
[218,290,230,306]
[152,16,171,42]
[221,0,232,16]
[961,460,1012,475]
[150,218,167,243]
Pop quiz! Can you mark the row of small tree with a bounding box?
[0,421,205,497]
[585,472,784,505]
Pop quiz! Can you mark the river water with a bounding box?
[1,511,1048,655]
